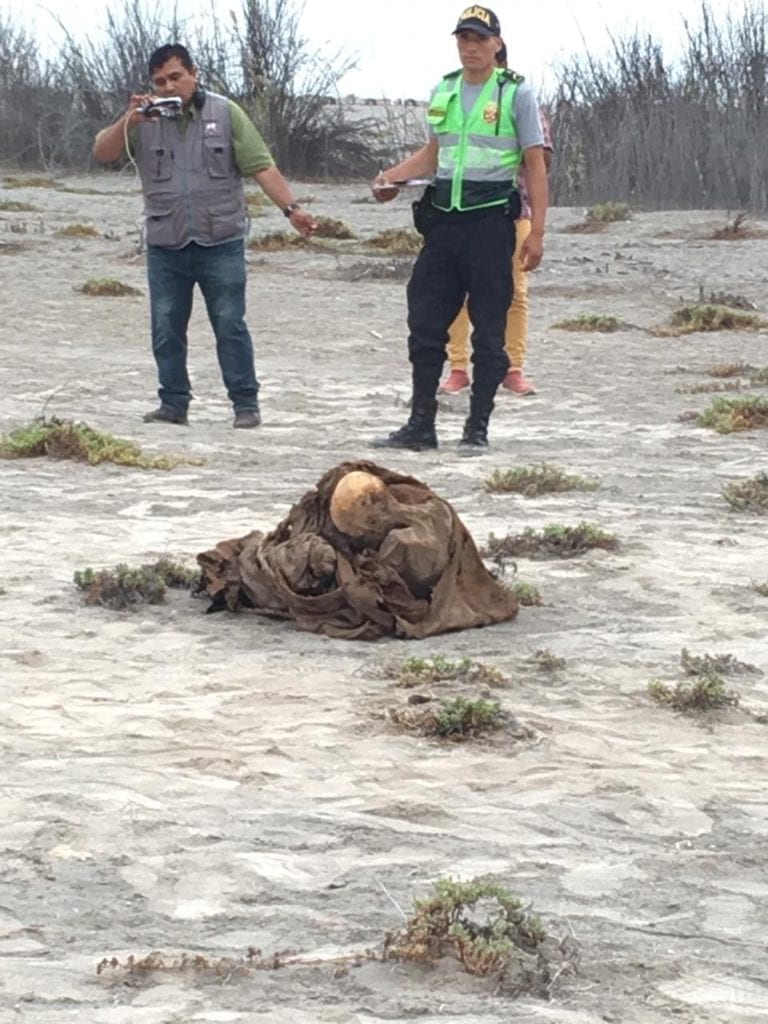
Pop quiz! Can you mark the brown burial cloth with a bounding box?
[197,460,518,641]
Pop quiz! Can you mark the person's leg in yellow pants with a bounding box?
[440,218,536,395]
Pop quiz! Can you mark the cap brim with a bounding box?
[452,23,497,36]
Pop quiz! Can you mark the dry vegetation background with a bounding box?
[3,0,768,208]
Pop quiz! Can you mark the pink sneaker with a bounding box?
[502,369,537,395]
[439,368,470,393]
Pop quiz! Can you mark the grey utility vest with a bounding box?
[136,91,247,248]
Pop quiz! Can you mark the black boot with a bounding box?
[457,391,494,457]
[372,398,438,451]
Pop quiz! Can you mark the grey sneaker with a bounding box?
[233,409,261,429]
[143,405,188,425]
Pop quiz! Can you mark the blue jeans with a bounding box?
[146,239,259,414]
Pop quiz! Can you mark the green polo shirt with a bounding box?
[129,98,274,175]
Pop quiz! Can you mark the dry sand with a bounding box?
[1,172,768,1023]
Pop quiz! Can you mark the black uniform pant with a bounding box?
[406,207,515,411]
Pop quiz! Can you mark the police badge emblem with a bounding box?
[483,102,499,124]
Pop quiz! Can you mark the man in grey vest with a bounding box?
[94,44,316,428]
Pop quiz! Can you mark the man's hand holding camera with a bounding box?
[124,93,153,125]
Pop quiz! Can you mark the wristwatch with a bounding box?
[282,203,301,217]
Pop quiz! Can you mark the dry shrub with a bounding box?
[722,472,768,513]
[366,228,423,255]
[675,380,743,395]
[696,395,768,433]
[3,175,58,188]
[248,231,311,251]
[562,220,607,234]
[97,950,252,982]
[57,223,99,237]
[708,362,756,377]
[312,215,355,239]
[549,8,768,211]
[76,277,140,296]
[709,212,768,240]
[245,192,266,214]
[699,288,757,310]
[532,649,566,671]
[335,258,414,282]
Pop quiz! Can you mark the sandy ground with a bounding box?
[1,171,768,1024]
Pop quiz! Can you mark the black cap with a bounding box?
[452,5,501,37]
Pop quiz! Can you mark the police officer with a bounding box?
[372,6,548,455]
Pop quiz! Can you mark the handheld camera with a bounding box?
[139,96,183,119]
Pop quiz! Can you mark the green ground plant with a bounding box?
[77,278,140,296]
[506,581,543,606]
[563,202,632,233]
[722,472,768,513]
[587,201,632,223]
[0,199,38,212]
[484,463,600,496]
[696,395,768,433]
[74,559,200,610]
[366,228,423,255]
[751,366,768,385]
[648,673,740,711]
[661,304,767,335]
[552,314,623,332]
[482,523,619,560]
[384,877,566,995]
[680,647,759,676]
[0,418,200,470]
[396,655,504,688]
[97,876,573,996]
[57,223,99,237]
[389,696,506,739]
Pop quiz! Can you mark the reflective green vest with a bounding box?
[427,68,522,212]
